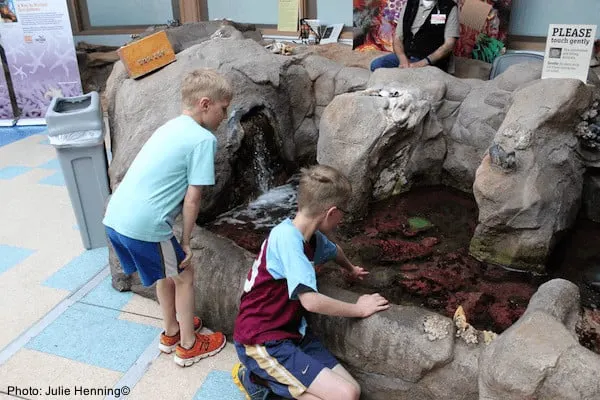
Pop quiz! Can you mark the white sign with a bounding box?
[542,24,597,83]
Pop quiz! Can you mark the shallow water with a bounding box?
[206,184,600,351]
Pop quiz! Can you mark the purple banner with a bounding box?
[1,0,81,120]
[0,56,15,121]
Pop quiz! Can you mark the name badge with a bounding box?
[431,13,446,24]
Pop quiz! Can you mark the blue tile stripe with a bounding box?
[0,126,47,147]
[0,166,32,180]
[81,276,133,311]
[37,159,61,170]
[194,370,245,400]
[38,171,65,186]
[0,245,35,274]
[44,247,109,291]
[26,302,161,373]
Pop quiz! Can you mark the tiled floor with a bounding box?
[0,126,243,399]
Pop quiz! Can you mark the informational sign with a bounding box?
[278,0,299,32]
[0,35,16,124]
[117,31,176,79]
[0,0,82,124]
[542,24,597,83]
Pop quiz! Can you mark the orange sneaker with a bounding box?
[174,332,226,367]
[158,316,203,353]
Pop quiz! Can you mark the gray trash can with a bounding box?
[45,91,110,250]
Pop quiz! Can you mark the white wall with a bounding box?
[208,0,353,27]
[86,0,173,26]
[510,0,600,38]
[207,0,279,24]
[74,35,132,47]
[316,0,353,26]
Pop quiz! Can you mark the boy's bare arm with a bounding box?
[180,185,202,268]
[335,244,368,280]
[334,244,354,272]
[299,291,389,318]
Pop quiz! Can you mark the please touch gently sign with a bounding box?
[542,24,597,83]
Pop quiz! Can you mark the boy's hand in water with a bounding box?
[356,293,390,318]
[347,265,369,281]
[180,244,193,269]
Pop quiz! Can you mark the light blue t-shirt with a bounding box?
[266,218,338,300]
[265,218,338,336]
[103,115,217,242]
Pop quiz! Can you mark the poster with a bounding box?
[353,0,512,61]
[1,0,81,124]
[278,0,299,32]
[542,24,597,83]
[0,37,16,124]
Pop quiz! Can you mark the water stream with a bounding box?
[207,184,600,353]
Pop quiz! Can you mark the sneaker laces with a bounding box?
[198,334,210,342]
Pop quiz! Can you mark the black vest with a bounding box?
[403,0,456,71]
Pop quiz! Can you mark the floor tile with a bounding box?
[38,171,65,186]
[0,126,47,147]
[81,275,133,311]
[26,303,161,373]
[0,172,81,250]
[43,247,108,292]
[118,311,163,329]
[37,159,61,170]
[0,348,121,400]
[0,134,56,168]
[194,370,245,400]
[0,244,34,274]
[0,166,32,180]
[121,293,162,320]
[126,343,239,400]
[0,282,67,350]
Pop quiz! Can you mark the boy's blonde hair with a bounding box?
[297,165,352,216]
[181,68,233,110]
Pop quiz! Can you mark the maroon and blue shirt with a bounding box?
[233,218,338,345]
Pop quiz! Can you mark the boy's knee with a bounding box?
[173,267,194,285]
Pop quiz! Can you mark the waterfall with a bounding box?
[250,126,274,194]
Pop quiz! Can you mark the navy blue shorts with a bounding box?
[105,226,186,287]
[235,334,339,399]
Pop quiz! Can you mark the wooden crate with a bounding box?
[117,31,176,79]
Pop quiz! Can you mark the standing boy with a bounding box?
[232,165,390,399]
[103,68,232,367]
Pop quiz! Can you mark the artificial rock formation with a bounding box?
[317,63,597,271]
[106,22,597,271]
[105,27,369,220]
[471,78,592,272]
[105,23,600,399]
[110,222,600,400]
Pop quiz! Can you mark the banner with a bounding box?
[1,0,81,124]
[0,40,16,124]
[542,24,597,83]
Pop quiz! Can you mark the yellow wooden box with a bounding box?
[117,31,176,79]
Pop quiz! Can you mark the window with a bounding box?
[67,0,198,35]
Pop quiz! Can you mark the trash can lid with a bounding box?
[45,92,104,142]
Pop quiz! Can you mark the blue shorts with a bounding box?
[105,226,185,287]
[234,334,339,399]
